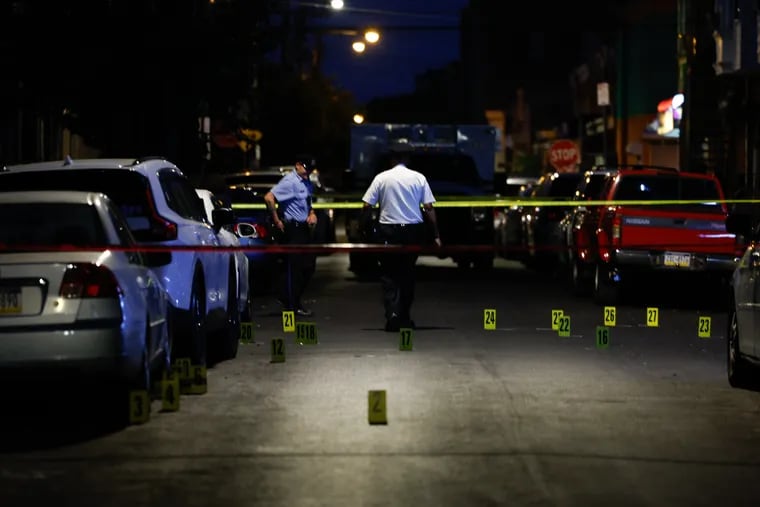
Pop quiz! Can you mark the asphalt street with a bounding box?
[0,254,759,507]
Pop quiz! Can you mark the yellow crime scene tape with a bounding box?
[232,198,760,210]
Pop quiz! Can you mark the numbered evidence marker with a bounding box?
[551,309,564,331]
[698,316,712,339]
[596,326,610,349]
[295,322,318,344]
[399,328,413,351]
[282,311,295,333]
[174,357,192,393]
[186,365,208,395]
[160,372,180,412]
[128,390,150,425]
[558,314,571,337]
[646,307,659,327]
[270,337,286,363]
[603,306,617,327]
[368,390,387,425]
[483,308,496,330]
[240,321,255,344]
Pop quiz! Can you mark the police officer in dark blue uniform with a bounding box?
[264,158,318,316]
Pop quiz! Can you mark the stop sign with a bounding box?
[548,139,580,173]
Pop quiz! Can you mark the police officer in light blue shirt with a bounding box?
[264,159,318,316]
[361,148,441,332]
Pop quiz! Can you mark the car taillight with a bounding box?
[254,224,269,238]
[151,217,178,241]
[145,188,178,241]
[612,214,621,247]
[60,263,121,299]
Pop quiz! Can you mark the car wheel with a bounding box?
[160,308,173,380]
[727,302,753,388]
[593,264,618,305]
[222,262,240,361]
[572,261,591,295]
[188,270,207,368]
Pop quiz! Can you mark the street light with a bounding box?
[352,41,366,53]
[353,113,365,124]
[364,29,380,44]
[330,0,344,9]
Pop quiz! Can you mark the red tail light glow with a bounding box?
[254,224,269,238]
[611,214,622,247]
[60,263,121,299]
[145,188,178,241]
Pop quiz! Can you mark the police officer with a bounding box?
[264,158,317,316]
[361,148,441,332]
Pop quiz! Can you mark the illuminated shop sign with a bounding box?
[644,93,683,139]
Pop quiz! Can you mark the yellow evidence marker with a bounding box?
[399,328,413,351]
[295,322,318,344]
[558,314,571,337]
[698,316,711,338]
[186,365,207,395]
[128,390,150,425]
[603,306,616,326]
[483,308,496,330]
[174,358,191,383]
[271,337,286,363]
[240,322,254,344]
[551,309,564,331]
[174,357,193,394]
[160,372,180,412]
[282,311,295,333]
[368,390,387,425]
[596,326,610,349]
[646,307,659,327]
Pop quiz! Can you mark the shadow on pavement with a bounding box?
[0,390,127,453]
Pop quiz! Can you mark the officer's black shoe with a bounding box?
[296,307,313,317]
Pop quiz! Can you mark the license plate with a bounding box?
[663,252,691,268]
[0,288,21,314]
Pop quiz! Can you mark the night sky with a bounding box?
[311,0,470,104]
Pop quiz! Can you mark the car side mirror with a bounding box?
[235,223,256,238]
[211,207,235,233]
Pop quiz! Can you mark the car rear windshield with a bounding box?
[0,169,152,229]
[0,203,106,248]
[614,175,723,212]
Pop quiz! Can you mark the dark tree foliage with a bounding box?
[1,0,283,173]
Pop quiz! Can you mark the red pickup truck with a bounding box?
[590,166,742,304]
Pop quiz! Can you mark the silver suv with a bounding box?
[0,157,240,367]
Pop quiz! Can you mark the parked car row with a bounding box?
[494,171,582,268]
[494,164,759,389]
[0,157,256,415]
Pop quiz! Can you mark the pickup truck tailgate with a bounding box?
[618,207,735,254]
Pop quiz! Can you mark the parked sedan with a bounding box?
[196,188,251,326]
[557,167,618,294]
[219,187,278,295]
[725,212,760,388]
[0,190,171,401]
[519,171,583,269]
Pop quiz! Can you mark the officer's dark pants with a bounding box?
[377,223,425,322]
[277,221,315,309]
